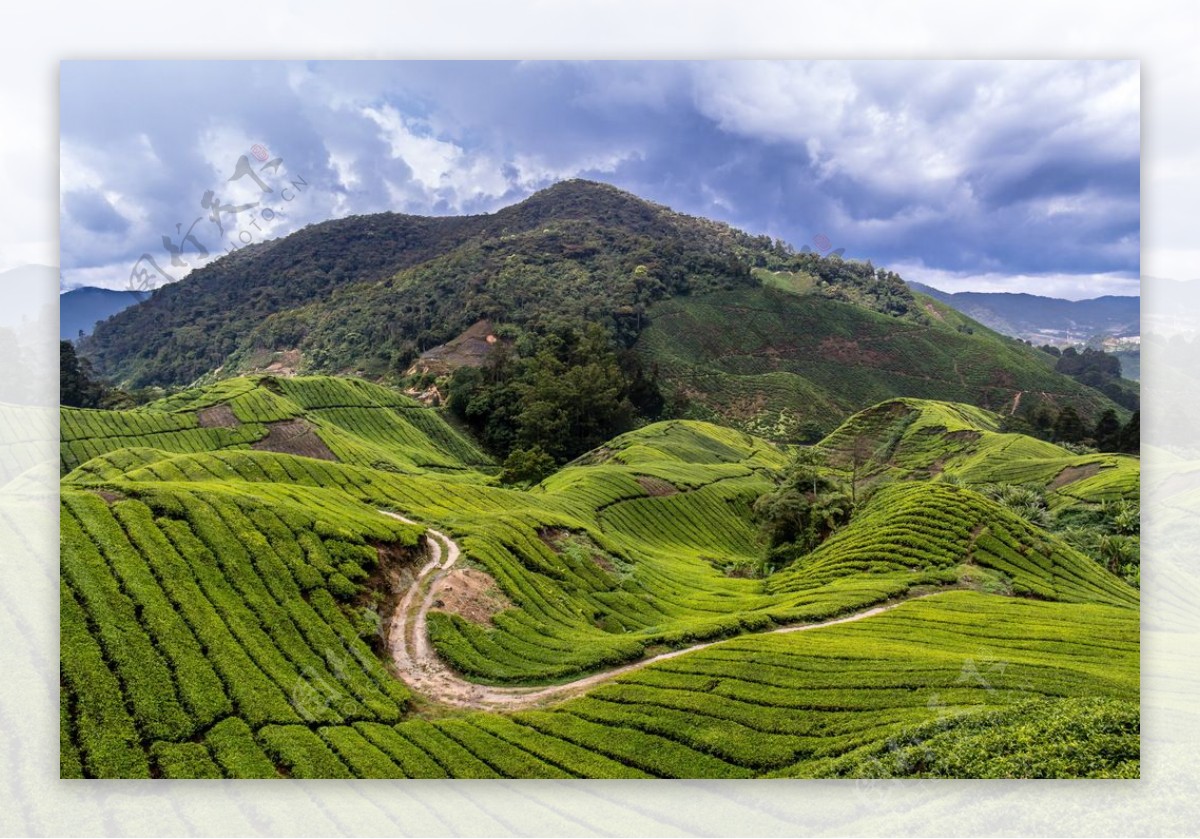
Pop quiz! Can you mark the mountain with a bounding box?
[79,180,1130,436]
[60,287,148,340]
[80,180,777,386]
[907,282,1140,344]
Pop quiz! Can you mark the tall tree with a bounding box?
[60,341,104,408]
[446,320,654,464]
[1093,409,1122,451]
[1118,411,1140,454]
[1052,406,1086,444]
[753,448,853,555]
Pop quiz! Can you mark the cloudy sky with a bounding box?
[60,60,1140,299]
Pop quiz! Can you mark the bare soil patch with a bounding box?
[923,302,945,321]
[1049,462,1104,491]
[589,553,616,573]
[407,320,503,377]
[374,539,413,567]
[263,349,302,376]
[538,527,571,548]
[252,419,337,461]
[1009,391,1024,416]
[635,475,679,496]
[404,385,445,407]
[196,404,241,428]
[725,391,768,422]
[431,567,512,625]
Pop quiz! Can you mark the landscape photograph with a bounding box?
[58,60,1140,779]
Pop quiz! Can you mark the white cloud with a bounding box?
[327,149,359,190]
[54,60,1142,294]
[196,125,279,209]
[362,105,464,190]
[510,150,638,191]
[59,141,105,193]
[689,60,1139,205]
[361,104,509,205]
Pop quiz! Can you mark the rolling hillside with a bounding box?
[638,285,1128,440]
[818,397,1139,508]
[76,181,1128,443]
[60,376,1139,778]
[60,375,490,476]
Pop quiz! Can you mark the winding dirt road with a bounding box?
[381,510,932,711]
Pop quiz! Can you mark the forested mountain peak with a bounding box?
[79,180,793,386]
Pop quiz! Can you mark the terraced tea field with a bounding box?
[818,397,1140,508]
[59,376,1139,778]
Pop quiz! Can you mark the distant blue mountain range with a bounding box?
[60,287,148,341]
[907,282,1139,342]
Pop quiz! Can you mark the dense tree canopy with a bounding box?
[753,448,854,574]
[446,320,663,465]
[1054,347,1138,412]
[1052,406,1087,444]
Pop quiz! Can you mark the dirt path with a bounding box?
[381,510,938,711]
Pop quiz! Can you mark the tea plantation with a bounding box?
[59,376,1139,778]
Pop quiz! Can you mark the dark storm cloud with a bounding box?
[60,60,1138,297]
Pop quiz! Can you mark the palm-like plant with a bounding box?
[1095,534,1138,575]
[1105,501,1140,536]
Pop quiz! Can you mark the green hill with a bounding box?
[818,397,1139,507]
[638,286,1128,441]
[765,481,1136,607]
[59,376,1138,778]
